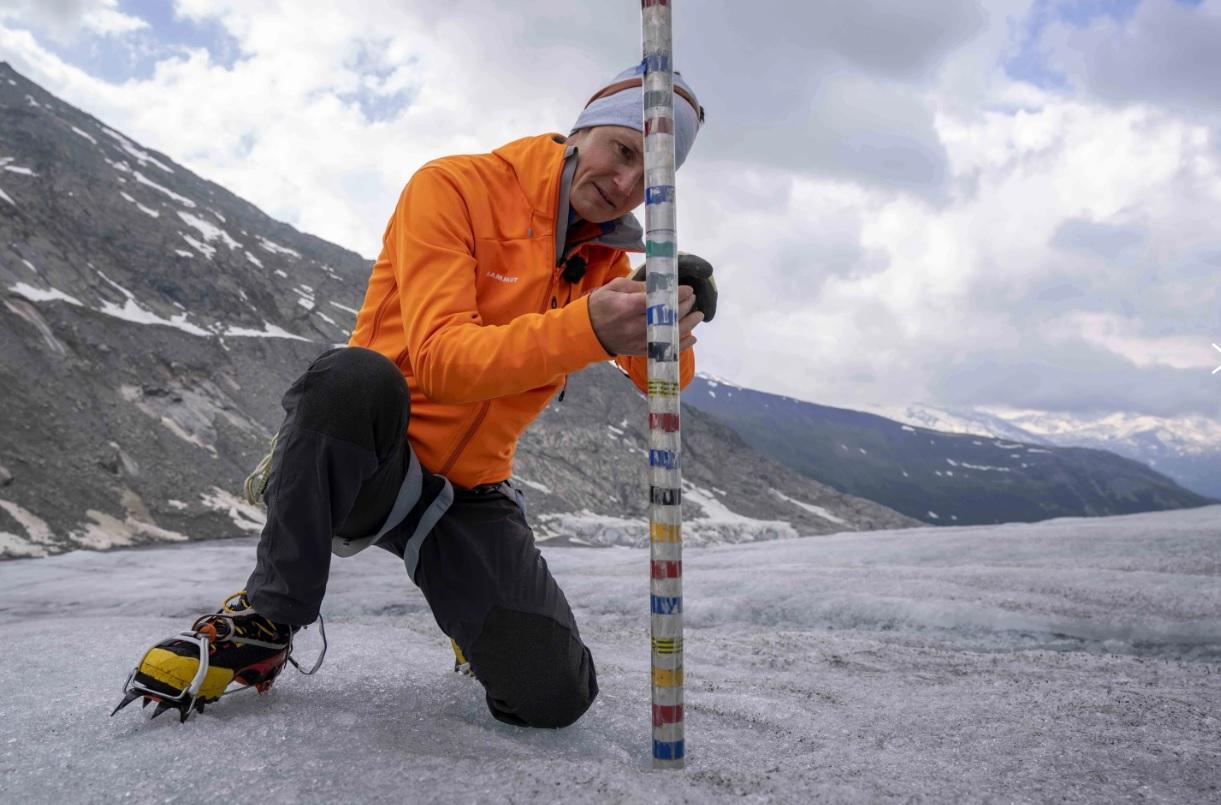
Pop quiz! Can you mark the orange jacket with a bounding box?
[349,133,695,488]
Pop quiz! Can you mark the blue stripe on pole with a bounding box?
[653,740,685,760]
[651,595,682,614]
[646,186,675,205]
[649,449,679,469]
[644,52,672,73]
[646,304,676,325]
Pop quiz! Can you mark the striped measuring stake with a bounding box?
[641,0,684,770]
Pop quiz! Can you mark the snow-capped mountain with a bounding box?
[0,63,913,558]
[684,374,1214,526]
[873,403,1221,499]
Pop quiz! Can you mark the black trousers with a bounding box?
[245,347,598,728]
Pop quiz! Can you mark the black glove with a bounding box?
[631,252,717,323]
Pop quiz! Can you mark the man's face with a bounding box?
[568,125,645,223]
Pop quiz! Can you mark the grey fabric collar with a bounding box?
[554,143,644,268]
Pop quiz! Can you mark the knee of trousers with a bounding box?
[289,347,409,457]
[468,607,599,729]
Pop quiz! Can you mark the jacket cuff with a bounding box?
[561,294,615,367]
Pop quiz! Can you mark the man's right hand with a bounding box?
[588,278,701,356]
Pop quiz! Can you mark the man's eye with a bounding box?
[618,144,632,158]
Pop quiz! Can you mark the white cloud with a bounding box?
[0,0,1217,422]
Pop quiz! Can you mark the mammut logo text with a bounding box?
[487,272,518,284]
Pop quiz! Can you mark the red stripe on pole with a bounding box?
[651,560,682,579]
[652,704,684,726]
[645,117,674,135]
[649,413,680,432]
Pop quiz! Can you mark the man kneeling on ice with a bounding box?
[114,65,717,727]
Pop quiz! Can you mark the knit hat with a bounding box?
[571,63,704,169]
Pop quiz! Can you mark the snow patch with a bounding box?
[513,477,552,496]
[71,126,97,144]
[181,233,216,259]
[119,191,159,218]
[94,270,210,335]
[100,127,174,173]
[329,301,359,316]
[223,323,312,342]
[177,210,241,251]
[133,170,194,207]
[769,489,848,525]
[258,237,302,258]
[9,282,83,306]
[245,251,264,268]
[0,500,54,545]
[200,488,266,533]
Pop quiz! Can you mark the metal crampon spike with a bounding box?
[151,701,174,720]
[177,704,192,724]
[110,691,140,717]
[142,697,152,709]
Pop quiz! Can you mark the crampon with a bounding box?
[111,591,326,723]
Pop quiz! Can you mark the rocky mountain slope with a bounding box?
[684,376,1214,526]
[0,62,914,558]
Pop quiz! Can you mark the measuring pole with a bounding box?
[642,0,684,770]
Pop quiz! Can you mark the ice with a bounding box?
[133,170,195,207]
[0,507,1217,802]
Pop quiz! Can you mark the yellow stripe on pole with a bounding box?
[650,522,681,542]
[652,637,683,655]
[652,666,685,687]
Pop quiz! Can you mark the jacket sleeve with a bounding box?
[608,254,697,394]
[391,167,613,405]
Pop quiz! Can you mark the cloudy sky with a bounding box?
[1,0,1219,422]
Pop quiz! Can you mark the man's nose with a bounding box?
[614,167,643,198]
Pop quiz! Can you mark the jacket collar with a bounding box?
[492,133,644,266]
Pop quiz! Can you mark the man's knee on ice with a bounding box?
[468,607,598,729]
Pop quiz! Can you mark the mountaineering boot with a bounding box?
[112,591,301,723]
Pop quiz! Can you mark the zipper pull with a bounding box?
[551,296,558,309]
[558,377,567,403]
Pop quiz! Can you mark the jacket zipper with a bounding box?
[368,289,398,347]
[438,399,492,477]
